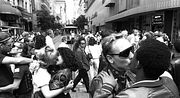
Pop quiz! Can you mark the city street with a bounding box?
[53,35,90,98]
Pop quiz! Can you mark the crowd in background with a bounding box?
[0,27,179,98]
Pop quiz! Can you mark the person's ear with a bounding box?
[106,55,113,64]
[135,61,141,69]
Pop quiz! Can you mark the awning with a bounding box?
[0,4,22,16]
[104,0,115,7]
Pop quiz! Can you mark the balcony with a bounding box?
[41,0,50,7]
[104,0,115,7]
[41,0,51,12]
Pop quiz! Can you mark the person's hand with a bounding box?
[65,80,74,91]
[99,70,117,87]
[29,60,42,73]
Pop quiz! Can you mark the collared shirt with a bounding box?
[132,78,160,86]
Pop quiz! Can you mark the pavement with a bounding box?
[53,35,90,98]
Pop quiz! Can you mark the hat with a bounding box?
[22,32,29,37]
[0,32,10,43]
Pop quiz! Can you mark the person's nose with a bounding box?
[128,52,134,60]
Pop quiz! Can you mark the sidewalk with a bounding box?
[70,84,89,98]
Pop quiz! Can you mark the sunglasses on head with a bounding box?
[109,46,133,58]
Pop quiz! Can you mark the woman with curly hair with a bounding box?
[55,47,79,72]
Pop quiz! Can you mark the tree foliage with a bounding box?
[36,10,62,31]
[74,15,88,31]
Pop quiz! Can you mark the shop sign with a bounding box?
[152,15,163,25]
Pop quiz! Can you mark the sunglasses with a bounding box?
[109,46,133,58]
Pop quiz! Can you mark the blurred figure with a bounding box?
[85,37,101,81]
[170,38,180,95]
[58,36,70,48]
[121,30,128,39]
[72,37,90,93]
[127,29,140,51]
[45,29,55,50]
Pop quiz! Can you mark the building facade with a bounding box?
[32,0,53,31]
[0,0,33,32]
[77,0,86,16]
[85,0,110,32]
[54,0,66,24]
[85,0,180,42]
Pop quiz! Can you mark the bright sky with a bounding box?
[66,0,74,21]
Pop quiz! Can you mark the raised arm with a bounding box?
[2,56,33,65]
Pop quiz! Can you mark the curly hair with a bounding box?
[57,47,79,71]
[34,35,46,49]
[174,39,180,53]
[88,37,96,46]
[136,39,171,79]
[73,37,85,52]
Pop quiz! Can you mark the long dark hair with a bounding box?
[57,47,79,71]
[47,47,80,75]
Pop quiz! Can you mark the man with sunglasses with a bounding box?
[72,37,90,93]
[89,34,135,98]
[100,39,179,98]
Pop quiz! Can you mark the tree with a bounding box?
[36,9,55,31]
[74,15,88,31]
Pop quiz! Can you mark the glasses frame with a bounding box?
[109,46,133,58]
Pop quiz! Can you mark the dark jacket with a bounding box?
[75,47,90,71]
[170,56,180,95]
[115,77,179,98]
[89,65,135,98]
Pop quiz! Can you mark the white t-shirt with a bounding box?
[46,35,56,50]
[85,45,101,59]
[58,42,70,48]
[33,68,51,92]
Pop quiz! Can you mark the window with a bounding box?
[25,2,27,9]
[22,0,24,8]
[17,0,19,5]
[13,0,15,5]
[30,4,32,13]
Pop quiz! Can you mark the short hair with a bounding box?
[61,36,67,42]
[102,34,123,57]
[99,29,113,38]
[136,39,171,79]
[88,37,96,45]
[34,35,46,49]
[73,37,86,52]
[174,39,180,53]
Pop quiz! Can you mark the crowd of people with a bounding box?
[0,28,179,98]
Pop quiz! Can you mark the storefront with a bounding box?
[104,0,180,41]
[0,0,22,34]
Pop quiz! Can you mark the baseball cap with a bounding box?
[0,32,11,43]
